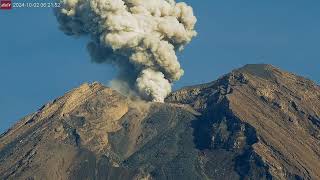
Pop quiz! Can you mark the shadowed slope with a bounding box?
[167,64,320,179]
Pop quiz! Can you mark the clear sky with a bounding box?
[0,0,319,133]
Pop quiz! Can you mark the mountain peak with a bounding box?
[1,64,320,180]
[229,64,287,82]
[238,63,276,71]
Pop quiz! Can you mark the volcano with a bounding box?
[1,64,319,180]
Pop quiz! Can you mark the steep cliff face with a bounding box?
[1,64,319,180]
[166,64,320,180]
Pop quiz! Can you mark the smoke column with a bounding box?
[55,0,197,102]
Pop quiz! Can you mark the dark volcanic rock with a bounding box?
[1,64,319,180]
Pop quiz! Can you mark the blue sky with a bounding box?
[0,0,319,133]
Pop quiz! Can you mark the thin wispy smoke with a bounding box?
[55,0,197,102]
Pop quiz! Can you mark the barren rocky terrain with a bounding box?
[1,64,319,180]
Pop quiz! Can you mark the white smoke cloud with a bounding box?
[55,0,197,102]
[136,69,171,102]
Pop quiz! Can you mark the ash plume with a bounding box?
[55,0,197,102]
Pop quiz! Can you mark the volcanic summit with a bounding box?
[1,64,319,180]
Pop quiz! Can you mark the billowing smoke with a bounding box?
[55,0,197,102]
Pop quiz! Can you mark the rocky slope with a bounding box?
[0,64,319,180]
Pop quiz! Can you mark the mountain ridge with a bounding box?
[1,64,320,180]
